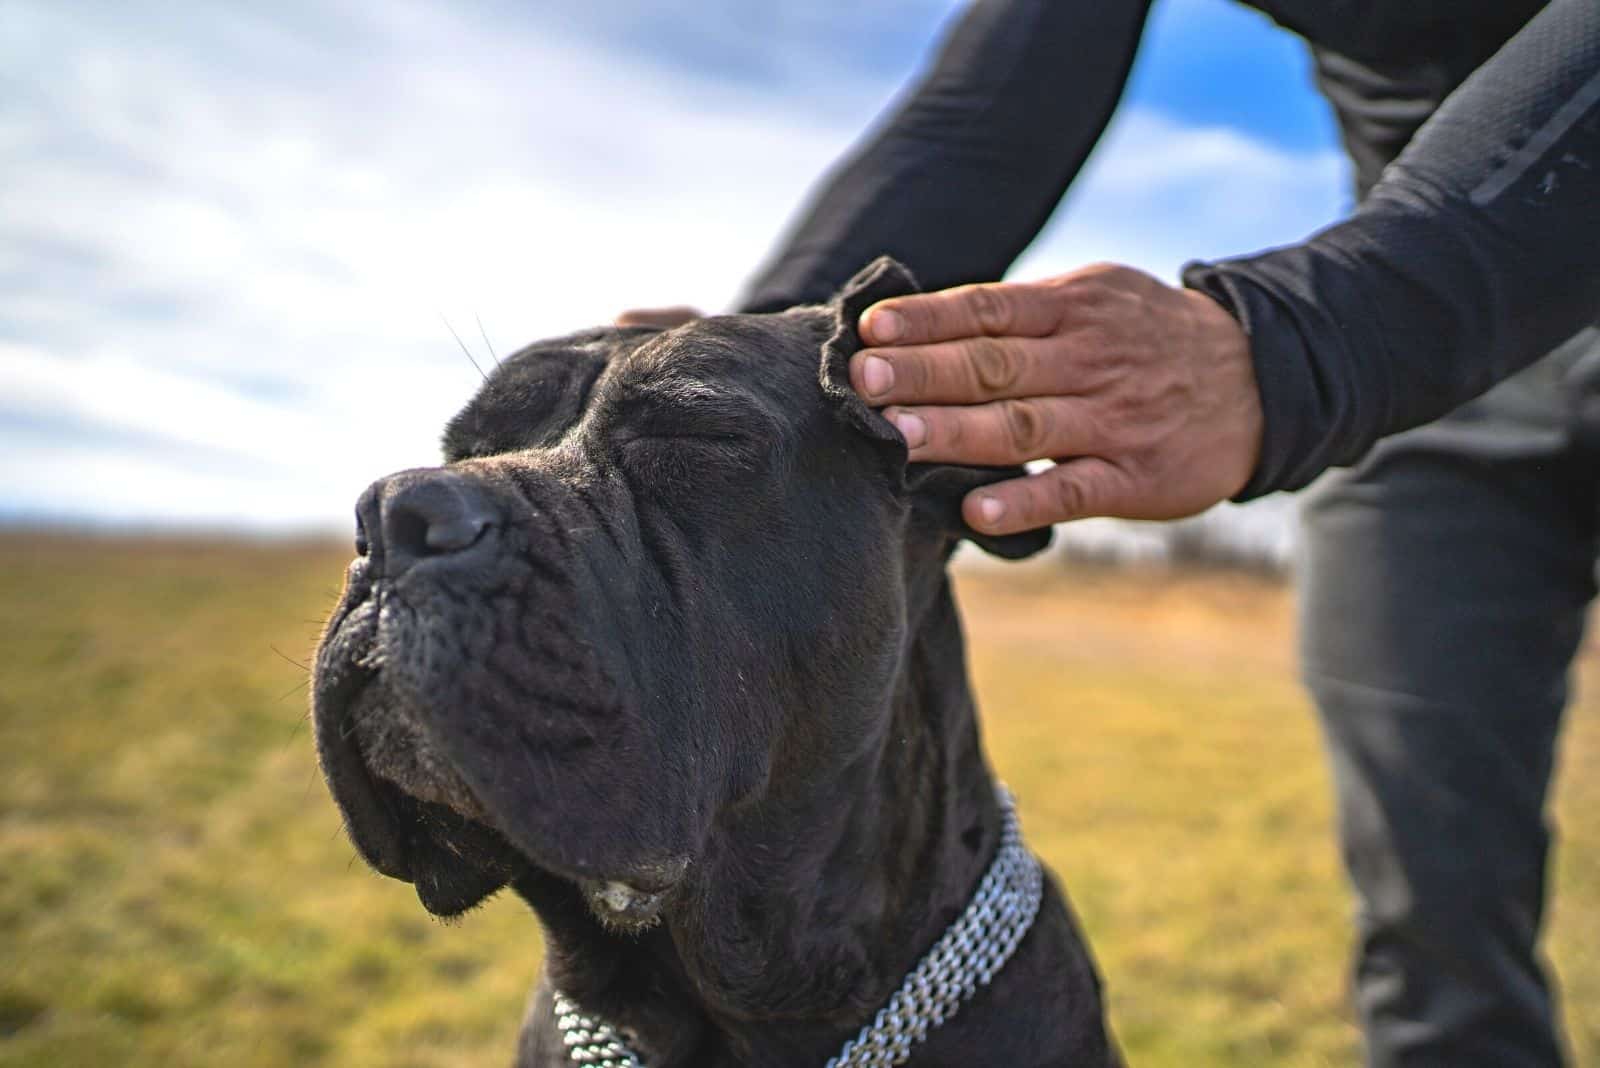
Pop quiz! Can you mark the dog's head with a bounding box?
[312,258,1050,924]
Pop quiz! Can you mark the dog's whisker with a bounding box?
[441,313,490,383]
[279,710,310,753]
[475,312,501,368]
[270,644,312,673]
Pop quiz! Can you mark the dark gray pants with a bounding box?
[1300,332,1600,1066]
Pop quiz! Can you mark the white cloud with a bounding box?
[1014,109,1347,282]
[0,0,1345,532]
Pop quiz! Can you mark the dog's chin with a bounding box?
[575,853,691,932]
[392,791,525,917]
[348,684,491,823]
[317,669,690,928]
[374,754,689,930]
[374,774,686,930]
[311,671,514,916]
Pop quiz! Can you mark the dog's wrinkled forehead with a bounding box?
[442,313,830,463]
[598,315,817,425]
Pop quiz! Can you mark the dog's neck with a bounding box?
[513,546,1007,1067]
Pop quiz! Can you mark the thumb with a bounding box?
[963,458,1133,534]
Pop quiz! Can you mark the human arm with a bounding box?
[854,0,1600,531]
[1185,0,1600,497]
[736,0,1156,313]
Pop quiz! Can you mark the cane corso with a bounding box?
[312,258,1115,1066]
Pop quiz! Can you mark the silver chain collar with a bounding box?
[554,785,1043,1068]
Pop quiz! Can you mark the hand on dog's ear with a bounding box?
[905,464,1054,559]
[822,258,1053,560]
[819,257,919,448]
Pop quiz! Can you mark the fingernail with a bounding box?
[859,355,894,397]
[977,496,1006,526]
[889,410,926,448]
[864,308,903,343]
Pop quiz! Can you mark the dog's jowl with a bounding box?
[312,259,1117,1066]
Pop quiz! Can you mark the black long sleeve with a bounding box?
[1184,0,1600,498]
[738,0,1154,313]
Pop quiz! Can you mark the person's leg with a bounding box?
[1300,437,1595,1067]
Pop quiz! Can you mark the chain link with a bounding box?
[553,785,1042,1068]
[553,992,642,1068]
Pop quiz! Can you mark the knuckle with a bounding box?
[1071,406,1113,453]
[1001,398,1052,455]
[1073,322,1115,357]
[1082,262,1139,290]
[1048,470,1089,519]
[1070,326,1129,382]
[1107,388,1148,427]
[1057,279,1113,322]
[1030,278,1075,329]
[964,285,1011,335]
[1065,267,1145,316]
[966,337,1022,394]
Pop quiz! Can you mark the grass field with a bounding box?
[2,532,1595,1066]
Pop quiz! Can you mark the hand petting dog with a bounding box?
[850,264,1262,536]
[618,263,1263,538]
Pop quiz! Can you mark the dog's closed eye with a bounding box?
[609,380,779,446]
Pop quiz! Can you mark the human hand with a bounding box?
[851,264,1262,535]
[614,306,703,328]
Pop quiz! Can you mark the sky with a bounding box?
[0,0,1351,534]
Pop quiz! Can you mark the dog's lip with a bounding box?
[313,597,416,884]
[313,662,415,882]
[314,585,699,913]
[316,655,527,916]
[576,854,691,927]
[579,854,691,896]
[317,649,691,902]
[580,879,672,927]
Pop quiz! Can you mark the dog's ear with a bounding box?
[821,258,1052,560]
[906,464,1054,559]
[818,256,918,448]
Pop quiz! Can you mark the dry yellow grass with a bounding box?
[1,534,1594,1066]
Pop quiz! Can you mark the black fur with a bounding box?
[312,259,1115,1065]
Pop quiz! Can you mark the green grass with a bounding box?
[0,534,1594,1066]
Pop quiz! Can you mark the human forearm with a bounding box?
[1185,0,1600,498]
[739,0,1154,313]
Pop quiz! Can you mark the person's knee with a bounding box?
[1311,675,1551,916]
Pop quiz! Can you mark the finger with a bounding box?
[883,397,1096,466]
[615,306,703,328]
[963,458,1134,534]
[859,282,1060,346]
[849,336,1070,405]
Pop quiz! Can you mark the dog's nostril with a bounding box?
[354,519,370,557]
[386,503,489,558]
[424,514,490,553]
[386,490,491,559]
[373,471,499,574]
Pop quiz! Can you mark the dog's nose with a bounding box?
[356,469,499,576]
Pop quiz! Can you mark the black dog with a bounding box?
[313,259,1116,1066]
